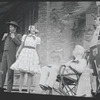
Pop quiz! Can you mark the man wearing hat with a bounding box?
[0,21,22,92]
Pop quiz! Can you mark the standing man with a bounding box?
[89,16,100,95]
[0,21,22,92]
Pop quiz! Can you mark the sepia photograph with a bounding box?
[0,1,100,99]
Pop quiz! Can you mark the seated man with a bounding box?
[65,45,92,97]
[39,45,93,97]
[39,55,61,92]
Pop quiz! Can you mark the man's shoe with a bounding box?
[39,84,48,91]
[0,87,4,93]
[91,91,96,97]
[48,86,52,95]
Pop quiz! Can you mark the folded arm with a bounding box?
[69,59,87,73]
[12,34,22,46]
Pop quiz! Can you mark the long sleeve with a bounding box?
[90,26,100,47]
[69,59,87,73]
[12,34,22,46]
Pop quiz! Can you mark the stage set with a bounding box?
[0,1,100,99]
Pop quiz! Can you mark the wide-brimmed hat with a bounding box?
[6,21,20,29]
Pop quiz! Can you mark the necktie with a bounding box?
[72,60,79,63]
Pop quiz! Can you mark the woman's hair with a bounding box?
[28,25,33,31]
[28,25,39,34]
[28,25,34,34]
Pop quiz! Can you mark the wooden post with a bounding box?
[46,2,51,64]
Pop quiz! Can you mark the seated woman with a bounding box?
[39,45,93,97]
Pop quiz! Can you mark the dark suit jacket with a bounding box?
[3,33,22,63]
[89,44,100,76]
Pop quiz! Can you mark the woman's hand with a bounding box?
[16,42,24,59]
[16,52,19,59]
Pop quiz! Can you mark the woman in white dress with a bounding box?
[10,25,41,93]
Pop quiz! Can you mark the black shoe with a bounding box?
[81,94,86,97]
[0,87,4,93]
[91,91,96,96]
[91,89,96,97]
[48,86,52,95]
[39,84,48,91]
[48,86,52,90]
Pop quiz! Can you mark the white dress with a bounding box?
[10,34,41,74]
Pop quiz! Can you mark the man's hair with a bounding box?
[8,24,19,33]
[75,45,85,56]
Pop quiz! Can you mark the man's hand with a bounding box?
[65,60,72,67]
[2,33,8,40]
[10,33,15,39]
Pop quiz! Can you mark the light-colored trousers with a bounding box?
[39,66,59,88]
[39,65,76,88]
[39,65,92,97]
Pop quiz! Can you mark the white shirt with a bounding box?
[90,25,100,47]
[22,34,41,48]
[65,58,87,73]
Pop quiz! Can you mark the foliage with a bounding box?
[62,2,78,14]
[48,2,97,38]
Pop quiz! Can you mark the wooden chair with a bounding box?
[51,64,81,96]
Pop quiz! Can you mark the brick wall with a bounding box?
[32,2,76,93]
[36,2,77,67]
[36,1,97,66]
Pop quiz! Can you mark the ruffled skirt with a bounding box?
[10,48,41,74]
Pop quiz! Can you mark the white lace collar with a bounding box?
[28,34,36,37]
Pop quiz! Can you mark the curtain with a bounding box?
[0,2,39,61]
